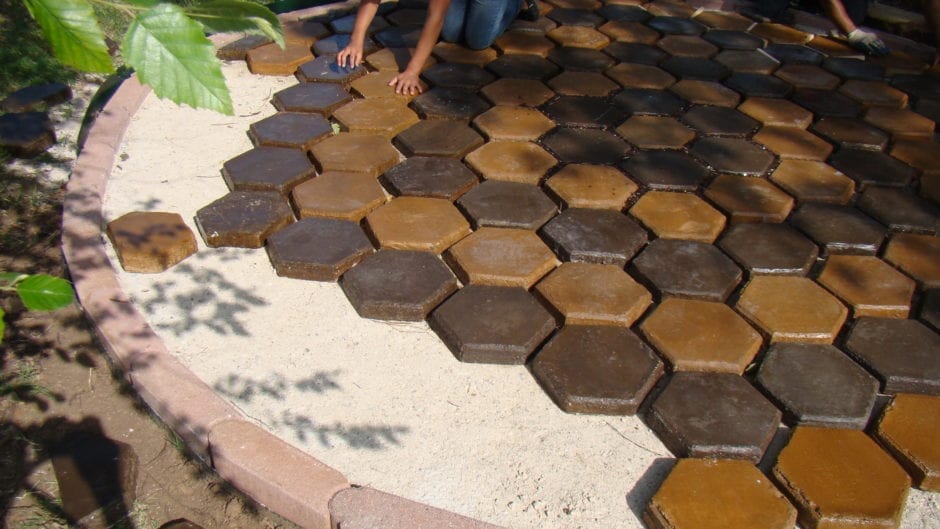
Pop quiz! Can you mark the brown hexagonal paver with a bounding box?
[381,157,478,200]
[472,106,555,141]
[657,35,718,58]
[616,115,694,149]
[844,317,940,395]
[605,63,676,89]
[272,82,353,116]
[350,70,427,102]
[195,191,294,248]
[547,70,619,96]
[633,239,742,302]
[494,31,557,57]
[812,117,890,151]
[465,141,557,184]
[248,112,333,150]
[365,47,437,72]
[884,233,940,288]
[222,146,316,196]
[669,79,740,107]
[292,171,388,222]
[107,212,196,273]
[445,227,558,288]
[718,223,819,276]
[864,107,936,141]
[693,10,754,31]
[265,217,374,281]
[333,98,420,138]
[599,21,660,44]
[769,159,855,204]
[890,140,940,178]
[310,132,401,177]
[736,276,848,343]
[457,180,557,230]
[480,78,556,107]
[365,196,470,254]
[246,42,314,76]
[753,126,833,161]
[773,427,911,529]
[547,26,611,49]
[411,87,491,121]
[774,63,840,90]
[540,208,648,266]
[281,19,329,45]
[629,191,726,243]
[394,119,485,158]
[714,50,781,74]
[750,22,811,44]
[876,394,940,491]
[704,174,794,222]
[817,255,916,319]
[432,41,497,66]
[544,163,637,210]
[738,97,813,128]
[839,79,909,109]
[296,56,368,85]
[535,262,651,326]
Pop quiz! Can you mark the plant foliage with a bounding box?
[0,273,76,343]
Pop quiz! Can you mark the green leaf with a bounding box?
[122,4,233,114]
[23,0,114,73]
[186,0,284,48]
[16,274,75,311]
[0,308,6,344]
[0,273,28,285]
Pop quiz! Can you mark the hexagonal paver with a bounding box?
[456,180,557,229]
[540,208,647,266]
[791,88,862,118]
[772,427,911,529]
[612,88,686,116]
[774,63,840,90]
[365,47,436,72]
[840,79,909,109]
[646,2,695,17]
[715,50,781,74]
[669,79,740,107]
[616,116,694,149]
[829,149,917,189]
[544,163,637,210]
[411,87,491,121]
[622,150,709,191]
[222,147,316,195]
[681,105,758,137]
[753,126,833,161]
[547,70,619,96]
[769,159,855,204]
[465,141,556,184]
[472,106,555,141]
[750,22,811,44]
[373,26,423,48]
[718,223,818,276]
[738,96,813,128]
[790,203,887,255]
[857,187,940,235]
[272,82,353,116]
[542,96,626,128]
[444,227,557,287]
[265,217,373,281]
[548,7,604,26]
[292,171,388,221]
[531,325,664,414]
[633,239,742,301]
[421,63,495,90]
[107,212,196,273]
[890,140,940,178]
[725,73,793,99]
[844,317,940,395]
[645,459,797,529]
[310,133,400,177]
[641,297,761,374]
[246,42,314,76]
[195,191,294,248]
[884,233,940,288]
[757,343,878,429]
[386,7,426,27]
[660,56,730,81]
[763,43,825,64]
[296,56,368,85]
[333,99,419,138]
[876,394,940,491]
[704,175,794,223]
[281,19,329,45]
[864,107,935,141]
[547,25,610,49]
[248,112,332,150]
[542,127,630,165]
[431,41,497,66]
[703,29,766,50]
[313,34,378,57]
[629,191,725,243]
[811,117,889,151]
[605,63,676,89]
[547,46,615,71]
[534,262,651,326]
[394,119,484,158]
[657,35,717,58]
[365,196,470,253]
[808,36,865,58]
[818,256,916,319]
[647,16,705,36]
[480,78,556,107]
[493,31,557,58]
[429,285,556,364]
[736,276,848,343]
[600,19,660,44]
[339,249,458,321]
[603,42,667,64]
[485,54,559,80]
[0,112,55,157]
[923,289,940,331]
[350,70,427,102]
[380,157,477,200]
[597,3,651,23]
[693,10,754,31]
[216,34,271,61]
[647,372,782,462]
[329,12,389,34]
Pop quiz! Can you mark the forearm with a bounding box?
[350,0,381,46]
[404,0,450,74]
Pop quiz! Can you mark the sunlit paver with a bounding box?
[266,217,373,281]
[844,317,940,395]
[292,172,388,221]
[195,191,294,248]
[876,394,940,491]
[629,191,725,243]
[535,262,652,326]
[817,255,916,319]
[445,227,557,288]
[107,212,196,273]
[366,197,471,254]
[310,132,401,177]
[544,164,637,210]
[736,276,848,343]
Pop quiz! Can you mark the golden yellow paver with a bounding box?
[883,233,940,288]
[544,164,637,210]
[465,141,557,184]
[310,132,401,177]
[737,276,848,343]
[629,191,726,243]
[817,255,916,319]
[445,227,558,288]
[535,262,652,326]
[365,196,471,253]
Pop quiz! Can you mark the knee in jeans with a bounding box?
[464,33,497,50]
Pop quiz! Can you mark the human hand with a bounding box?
[336,43,365,68]
[388,70,424,95]
[847,28,889,56]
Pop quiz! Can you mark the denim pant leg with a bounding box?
[441,0,522,49]
[441,0,469,43]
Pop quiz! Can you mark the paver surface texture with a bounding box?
[97,0,940,528]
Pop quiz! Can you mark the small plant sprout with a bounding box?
[0,272,76,342]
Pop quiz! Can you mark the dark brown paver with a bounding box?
[472,105,555,141]
[641,297,762,374]
[660,56,730,82]
[769,159,855,204]
[718,222,818,276]
[381,157,478,200]
[736,275,848,343]
[864,106,935,141]
[329,12,389,34]
[365,47,437,72]
[738,96,813,128]
[681,105,758,137]
[811,117,890,151]
[844,317,940,395]
[544,163,637,210]
[296,55,368,85]
[598,3,650,23]
[807,35,863,58]
[222,146,316,195]
[621,150,709,191]
[246,42,314,76]
[333,98,420,138]
[693,9,754,31]
[791,88,862,118]
[691,137,776,176]
[430,284,556,364]
[857,187,940,235]
[445,226,558,287]
[603,42,667,64]
[647,372,782,462]
[645,1,694,17]
[547,46,616,71]
[272,82,352,116]
[757,343,878,428]
[633,238,742,301]
[339,249,458,321]
[535,262,652,326]
[365,196,471,253]
[753,126,832,161]
[394,119,485,157]
[485,54,560,80]
[725,72,793,98]
[457,180,557,229]
[374,26,423,48]
[548,7,604,27]
[598,20,660,44]
[749,22,811,44]
[265,217,373,281]
[507,14,559,34]
[386,7,426,27]
[493,31,557,58]
[216,34,272,61]
[714,50,781,74]
[629,191,726,243]
[703,29,766,50]
[411,87,491,121]
[542,127,630,164]
[0,112,55,157]
[248,112,332,150]
[774,63,840,90]
[432,42,498,66]
[890,140,940,177]
[829,149,917,189]
[543,96,626,128]
[531,325,664,414]
[657,35,718,58]
[465,140,557,184]
[876,393,940,491]
[647,16,705,36]
[281,19,330,45]
[772,427,911,529]
[670,79,740,107]
[884,233,940,288]
[818,255,915,318]
[548,70,619,96]
[616,115,694,148]
[764,43,825,64]
[421,62,495,90]
[540,208,647,266]
[480,78,556,107]
[645,459,797,529]
[789,203,888,255]
[292,171,388,221]
[705,174,795,222]
[195,191,294,248]
[923,289,940,330]
[547,25,611,49]
[821,57,885,81]
[107,212,196,273]
[839,79,909,109]
[310,132,400,177]
[612,88,685,116]
[1,82,71,112]
[313,34,378,57]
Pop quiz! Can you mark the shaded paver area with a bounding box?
[104,0,940,527]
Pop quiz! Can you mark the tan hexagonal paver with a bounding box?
[472,106,555,141]
[890,140,940,178]
[876,394,940,491]
[494,31,557,57]
[365,196,471,253]
[884,233,940,288]
[605,63,676,90]
[738,97,813,128]
[481,78,555,107]
[547,26,611,49]
[350,70,427,102]
[365,47,437,72]
[465,141,557,184]
[670,80,741,107]
[107,211,196,273]
[865,107,935,141]
[544,164,637,210]
[548,71,619,96]
[705,175,794,223]
[599,21,660,44]
[736,276,848,343]
[817,255,916,319]
[445,227,558,288]
[769,159,855,205]
[291,171,388,221]
[310,132,401,177]
[629,191,726,243]
[754,126,833,161]
[535,262,652,326]
[332,98,420,138]
[839,79,909,109]
[246,42,314,76]
[432,41,498,66]
[616,116,694,149]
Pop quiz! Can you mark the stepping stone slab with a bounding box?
[597,4,651,23]
[774,63,839,90]
[456,180,558,229]
[661,57,730,81]
[603,42,668,64]
[485,54,560,80]
[789,203,887,255]
[844,317,940,395]
[839,80,909,109]
[247,42,314,76]
[248,112,333,150]
[543,96,627,128]
[864,107,935,141]
[718,222,818,276]
[810,117,889,151]
[339,249,458,321]
[265,217,373,281]
[769,159,855,204]
[791,88,862,118]
[756,343,879,429]
[817,255,916,319]
[548,70,619,96]
[222,146,316,195]
[539,207,647,266]
[628,191,726,243]
[645,459,797,529]
[429,284,556,364]
[884,233,940,288]
[296,55,368,85]
[310,132,401,177]
[544,163,637,210]
[366,196,471,253]
[542,127,630,164]
[351,70,426,102]
[493,32,557,58]
[107,211,197,273]
[736,275,848,343]
[772,427,911,529]
[272,82,352,116]
[432,42,498,66]
[217,34,272,61]
[333,98,420,138]
[681,105,758,137]
[292,171,388,221]
[890,139,940,177]
[480,78,556,107]
[857,187,939,235]
[657,35,718,58]
[422,63,495,90]
[703,29,767,50]
[281,19,330,44]
[822,57,885,81]
[195,191,294,248]
[690,137,776,176]
[632,238,742,301]
[605,63,676,90]
[738,97,813,128]
[472,105,555,141]
[829,148,917,189]
[647,372,782,462]
[535,262,652,326]
[465,141,557,184]
[0,111,55,157]
[616,115,694,149]
[669,80,740,107]
[613,88,686,116]
[621,150,709,191]
[1,82,71,112]
[530,325,664,414]
[445,227,557,287]
[876,393,940,491]
[598,21,660,44]
[547,26,611,49]
[411,87,491,121]
[715,50,781,75]
[394,119,484,158]
[50,433,138,523]
[381,156,478,199]
[548,47,615,71]
[313,34,378,57]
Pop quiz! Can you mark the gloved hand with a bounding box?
[847,28,890,56]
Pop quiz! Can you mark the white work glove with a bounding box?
[847,28,890,56]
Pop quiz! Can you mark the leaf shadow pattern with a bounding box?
[213,370,343,403]
[275,411,410,450]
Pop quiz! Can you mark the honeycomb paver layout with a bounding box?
[195,191,294,248]
[830,149,918,189]
[465,141,557,184]
[876,393,940,491]
[265,217,374,281]
[647,372,782,463]
[544,164,637,210]
[485,54,560,80]
[884,233,940,288]
[704,174,794,223]
[640,297,762,374]
[394,119,485,158]
[681,105,758,137]
[718,222,818,276]
[629,191,726,243]
[365,197,471,253]
[339,249,458,321]
[605,63,676,90]
[472,106,555,141]
[622,150,709,191]
[857,186,940,235]
[429,285,556,364]
[752,126,833,161]
[350,70,426,101]
[535,262,652,326]
[292,171,388,221]
[756,343,879,429]
[769,159,855,204]
[789,203,888,255]
[772,427,911,529]
[738,96,813,128]
[530,325,664,414]
[645,459,797,529]
[248,112,333,150]
[272,82,353,115]
[457,180,557,229]
[844,317,940,395]
[411,87,491,121]
[106,212,196,273]
[381,157,478,199]
[296,56,368,85]
[616,115,694,149]
[310,132,400,177]
[736,276,848,343]
[539,208,648,266]
[480,78,556,107]
[445,227,558,288]
[817,255,916,319]
[221,147,316,195]
[542,127,630,165]
[633,238,742,301]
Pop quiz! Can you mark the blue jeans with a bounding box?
[441,0,522,50]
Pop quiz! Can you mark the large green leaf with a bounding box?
[0,307,6,343]
[22,0,114,73]
[16,274,75,311]
[122,3,233,114]
[186,0,284,48]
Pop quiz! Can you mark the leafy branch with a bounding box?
[0,273,76,343]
